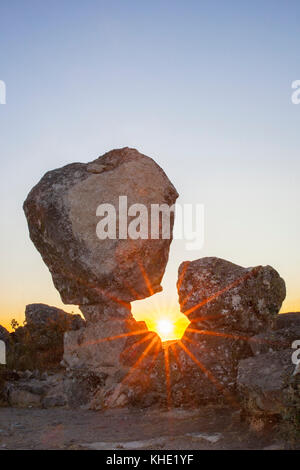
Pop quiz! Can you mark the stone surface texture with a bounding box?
[23,147,178,308]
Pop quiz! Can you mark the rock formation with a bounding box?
[8,304,85,371]
[25,303,85,330]
[177,257,286,334]
[21,147,177,408]
[173,257,286,406]
[17,147,296,428]
[23,147,178,312]
[237,313,300,421]
[237,348,299,416]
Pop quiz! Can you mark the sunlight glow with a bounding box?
[131,291,190,342]
[157,318,174,341]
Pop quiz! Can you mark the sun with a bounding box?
[131,293,190,342]
[156,318,174,342]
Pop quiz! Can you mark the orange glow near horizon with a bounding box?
[131,295,190,342]
[153,315,189,341]
[134,310,190,342]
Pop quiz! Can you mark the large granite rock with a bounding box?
[237,349,300,416]
[177,257,286,334]
[23,147,178,309]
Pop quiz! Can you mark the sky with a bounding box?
[0,1,300,332]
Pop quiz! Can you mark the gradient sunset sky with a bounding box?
[0,1,300,331]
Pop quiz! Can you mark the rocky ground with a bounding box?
[0,405,294,450]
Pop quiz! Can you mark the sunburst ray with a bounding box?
[178,340,238,407]
[163,345,172,409]
[182,266,262,316]
[186,327,281,348]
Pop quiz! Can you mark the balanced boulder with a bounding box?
[23,147,178,310]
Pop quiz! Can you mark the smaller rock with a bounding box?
[8,304,86,371]
[6,386,42,408]
[237,349,299,416]
[25,303,85,330]
[177,257,286,334]
[63,370,106,408]
[274,312,300,330]
[250,313,300,355]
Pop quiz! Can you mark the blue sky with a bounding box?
[0,1,300,328]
